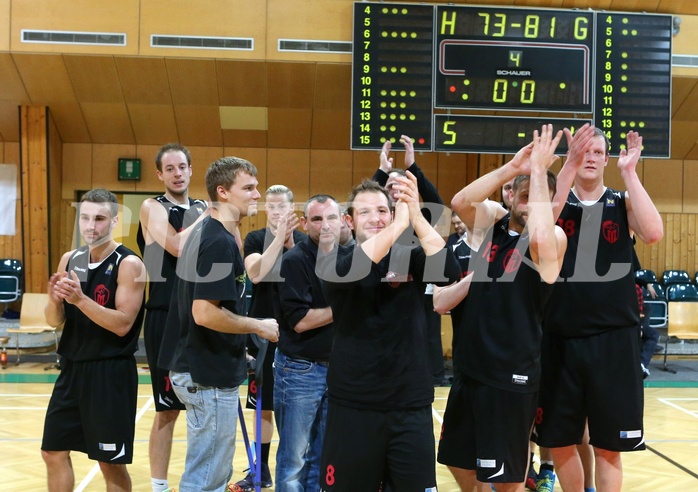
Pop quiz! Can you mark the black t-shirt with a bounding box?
[545,188,639,337]
[59,245,144,361]
[160,216,248,388]
[320,243,460,410]
[459,215,553,393]
[277,237,334,361]
[136,196,207,310]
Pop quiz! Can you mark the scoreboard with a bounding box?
[351,2,673,157]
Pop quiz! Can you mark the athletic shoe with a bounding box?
[536,468,556,492]
[641,363,651,380]
[525,465,538,490]
[230,463,273,491]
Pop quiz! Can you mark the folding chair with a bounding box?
[661,284,698,373]
[7,293,60,369]
[0,259,22,305]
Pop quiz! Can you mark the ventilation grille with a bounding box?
[151,35,253,50]
[672,55,698,68]
[278,39,352,54]
[22,29,126,46]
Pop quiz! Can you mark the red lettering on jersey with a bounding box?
[557,218,576,237]
[503,248,523,273]
[482,241,498,263]
[602,220,619,244]
[94,284,110,306]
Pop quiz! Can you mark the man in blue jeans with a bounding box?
[160,156,279,492]
[274,194,342,492]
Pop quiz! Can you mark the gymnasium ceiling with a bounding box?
[2,0,698,159]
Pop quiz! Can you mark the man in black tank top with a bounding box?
[137,143,208,492]
[535,129,663,491]
[437,125,568,490]
[42,188,146,492]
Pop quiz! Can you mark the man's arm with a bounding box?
[451,144,532,231]
[526,125,567,285]
[551,123,596,220]
[394,172,445,256]
[139,198,208,257]
[619,132,664,245]
[433,273,473,314]
[192,300,279,342]
[53,256,146,336]
[244,213,299,283]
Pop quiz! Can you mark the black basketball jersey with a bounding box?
[449,239,474,373]
[136,195,207,310]
[460,215,553,393]
[58,244,145,361]
[545,188,639,337]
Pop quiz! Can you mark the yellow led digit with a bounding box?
[574,17,588,40]
[443,121,457,145]
[478,13,490,36]
[525,15,539,38]
[521,80,535,104]
[493,79,508,103]
[493,13,506,37]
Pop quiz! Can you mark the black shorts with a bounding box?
[245,342,276,411]
[144,309,185,411]
[534,327,645,452]
[41,358,138,464]
[437,374,537,483]
[321,401,437,491]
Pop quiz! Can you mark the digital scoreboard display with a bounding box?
[351,2,672,157]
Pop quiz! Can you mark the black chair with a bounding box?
[666,283,698,302]
[0,259,23,304]
[662,269,691,286]
[635,269,658,285]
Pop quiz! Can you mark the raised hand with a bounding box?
[399,135,415,167]
[617,131,643,174]
[530,124,563,172]
[379,140,394,174]
[563,123,596,170]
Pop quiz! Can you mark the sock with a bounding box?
[261,442,271,464]
[540,461,555,473]
[151,478,168,492]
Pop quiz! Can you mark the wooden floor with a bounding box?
[1,363,697,491]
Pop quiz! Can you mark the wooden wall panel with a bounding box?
[174,106,223,147]
[352,150,380,186]
[267,62,315,109]
[91,143,137,192]
[267,108,312,149]
[683,160,698,213]
[266,0,352,63]
[139,0,266,59]
[10,0,140,55]
[47,110,62,283]
[437,153,472,211]
[217,60,268,107]
[267,149,310,203]
[311,109,350,150]
[643,159,683,213]
[167,58,219,106]
[133,144,161,194]
[115,57,171,105]
[309,149,353,204]
[81,102,134,144]
[187,146,226,200]
[128,104,178,146]
[62,143,92,199]
[64,55,123,104]
[0,0,9,52]
[20,107,50,293]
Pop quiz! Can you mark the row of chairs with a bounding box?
[636,269,698,374]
